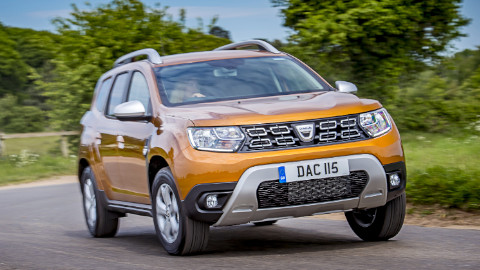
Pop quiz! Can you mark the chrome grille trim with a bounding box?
[341,130,360,139]
[240,113,370,152]
[319,131,337,141]
[270,125,290,135]
[341,118,356,128]
[275,136,295,146]
[250,138,272,148]
[246,127,267,137]
[319,120,337,130]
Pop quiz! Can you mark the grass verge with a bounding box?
[402,132,480,210]
[0,136,76,186]
[0,156,76,186]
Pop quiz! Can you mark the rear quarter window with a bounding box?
[107,73,129,116]
[95,77,112,112]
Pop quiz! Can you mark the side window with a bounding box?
[127,72,151,114]
[95,77,112,112]
[107,73,129,116]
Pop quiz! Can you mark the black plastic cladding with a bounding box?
[257,170,369,208]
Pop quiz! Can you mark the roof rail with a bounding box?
[214,40,281,54]
[113,48,162,67]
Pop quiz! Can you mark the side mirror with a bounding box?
[335,81,358,94]
[114,100,150,121]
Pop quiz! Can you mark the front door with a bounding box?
[116,71,155,204]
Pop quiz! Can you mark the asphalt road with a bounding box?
[1,182,479,270]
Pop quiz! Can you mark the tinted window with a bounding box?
[154,56,328,106]
[95,77,112,112]
[107,73,129,116]
[127,72,151,113]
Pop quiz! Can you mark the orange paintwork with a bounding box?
[78,50,405,204]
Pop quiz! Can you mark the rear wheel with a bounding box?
[345,193,406,241]
[152,168,209,255]
[81,167,119,237]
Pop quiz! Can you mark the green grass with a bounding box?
[0,156,76,185]
[402,132,480,172]
[2,136,64,156]
[402,132,480,210]
[0,136,76,186]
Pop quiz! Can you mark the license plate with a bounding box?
[278,157,350,183]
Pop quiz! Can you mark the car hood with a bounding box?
[165,91,382,126]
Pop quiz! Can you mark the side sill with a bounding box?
[97,190,152,217]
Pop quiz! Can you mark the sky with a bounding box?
[0,0,479,53]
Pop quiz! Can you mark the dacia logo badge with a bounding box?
[293,123,315,142]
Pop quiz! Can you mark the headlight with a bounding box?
[187,127,245,152]
[359,108,392,137]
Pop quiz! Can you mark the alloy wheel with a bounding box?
[351,208,377,228]
[83,178,97,229]
[155,184,180,243]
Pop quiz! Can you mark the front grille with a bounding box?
[239,114,369,152]
[257,171,369,208]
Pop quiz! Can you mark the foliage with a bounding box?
[0,25,57,133]
[0,156,76,185]
[37,0,230,131]
[209,26,231,40]
[5,27,57,70]
[407,166,480,210]
[0,24,29,97]
[387,49,480,133]
[272,0,469,102]
[402,132,480,210]
[0,136,77,185]
[0,94,46,133]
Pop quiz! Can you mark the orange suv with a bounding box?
[78,40,406,255]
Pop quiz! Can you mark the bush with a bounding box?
[0,94,46,133]
[407,166,480,210]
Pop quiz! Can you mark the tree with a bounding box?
[272,0,470,101]
[39,0,230,131]
[0,95,45,133]
[209,26,231,40]
[0,24,29,97]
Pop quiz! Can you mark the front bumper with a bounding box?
[183,154,406,226]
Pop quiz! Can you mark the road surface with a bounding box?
[0,181,479,269]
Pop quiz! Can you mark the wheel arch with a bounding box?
[78,158,90,182]
[148,155,169,194]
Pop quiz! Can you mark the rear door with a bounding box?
[97,72,130,200]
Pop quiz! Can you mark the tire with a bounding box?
[81,166,119,237]
[152,168,209,255]
[345,193,406,241]
[253,220,278,226]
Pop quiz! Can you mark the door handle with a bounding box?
[95,133,102,145]
[116,135,124,149]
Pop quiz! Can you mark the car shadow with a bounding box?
[70,218,395,258]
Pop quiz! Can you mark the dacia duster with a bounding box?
[78,40,406,255]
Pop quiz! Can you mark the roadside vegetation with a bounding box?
[0,137,76,185]
[0,0,478,211]
[403,133,480,210]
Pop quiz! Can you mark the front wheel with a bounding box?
[152,168,209,255]
[345,193,406,241]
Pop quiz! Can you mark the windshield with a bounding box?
[154,56,329,106]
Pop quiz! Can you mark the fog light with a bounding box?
[206,194,218,208]
[389,173,401,188]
